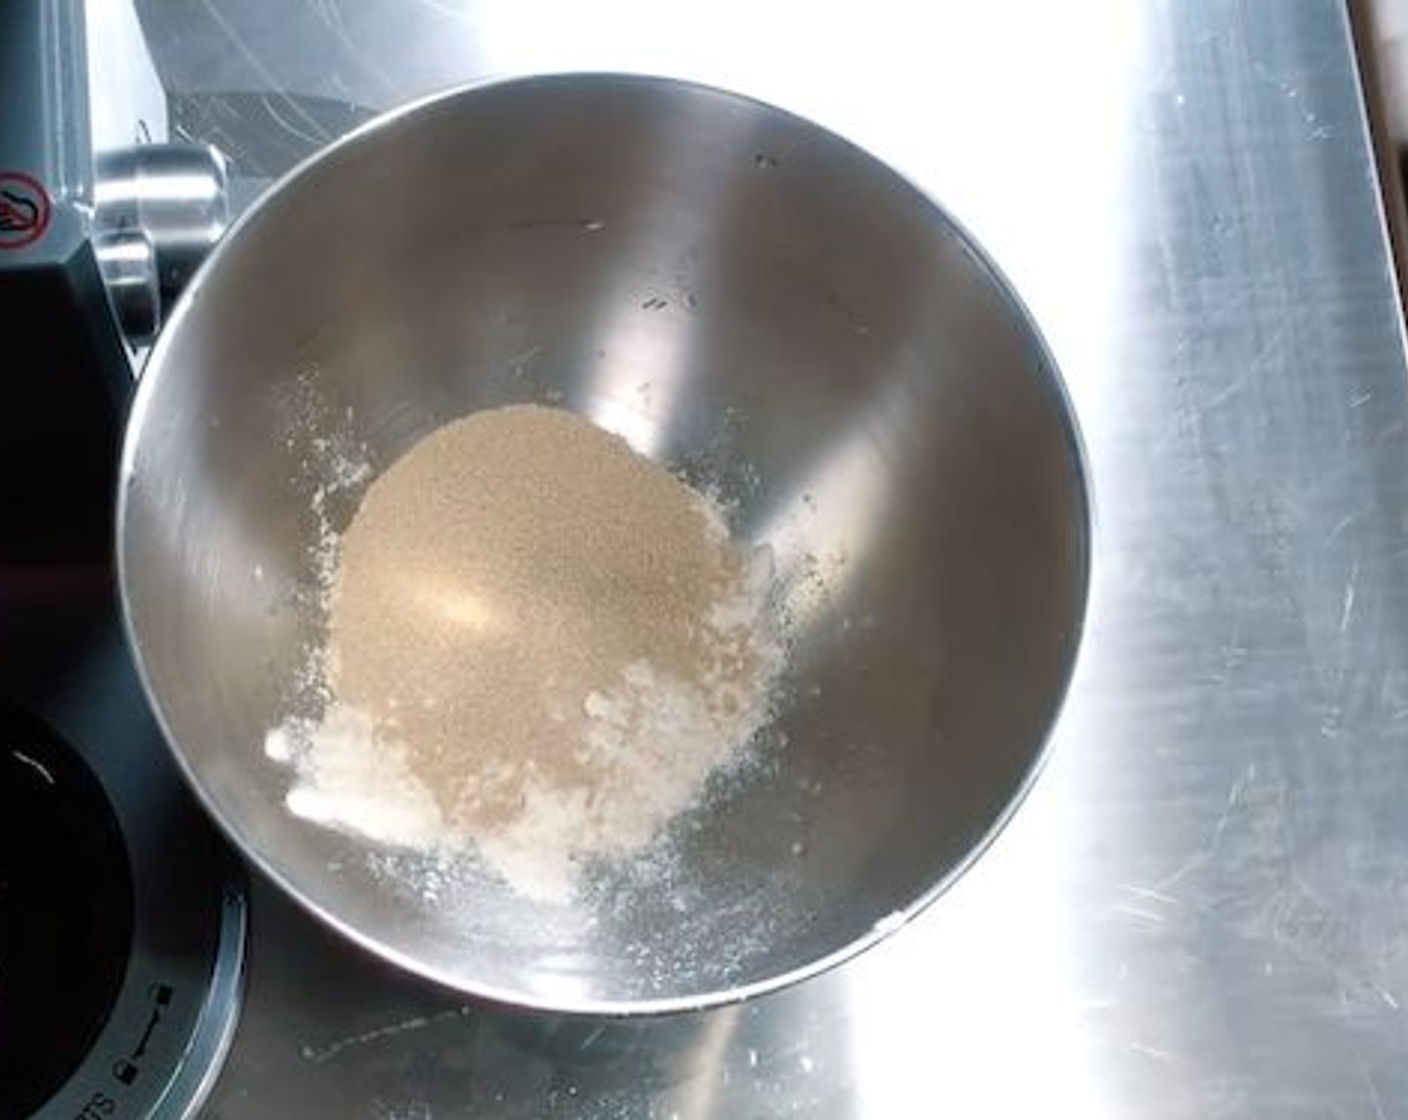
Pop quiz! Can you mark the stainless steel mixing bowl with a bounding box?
[118,74,1089,1013]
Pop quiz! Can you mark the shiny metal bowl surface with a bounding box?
[118,74,1089,1014]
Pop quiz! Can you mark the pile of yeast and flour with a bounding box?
[266,404,781,903]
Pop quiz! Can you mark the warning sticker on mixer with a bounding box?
[0,172,51,250]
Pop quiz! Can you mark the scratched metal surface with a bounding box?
[132,1,1408,1116]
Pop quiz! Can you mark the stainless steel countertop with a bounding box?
[134,1,1408,1115]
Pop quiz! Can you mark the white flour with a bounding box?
[266,404,781,904]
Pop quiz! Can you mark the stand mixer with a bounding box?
[0,3,244,1116]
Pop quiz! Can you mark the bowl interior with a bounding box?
[119,75,1088,1011]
